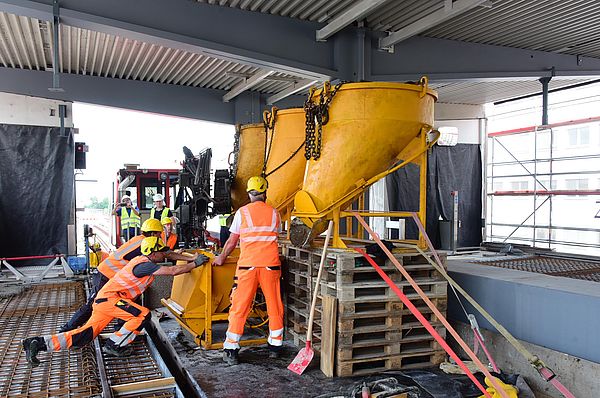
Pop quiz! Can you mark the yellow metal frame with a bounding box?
[293,129,438,248]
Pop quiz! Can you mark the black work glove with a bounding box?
[194,254,210,267]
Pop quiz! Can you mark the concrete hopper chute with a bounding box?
[230,123,266,211]
[261,107,308,222]
[291,78,439,248]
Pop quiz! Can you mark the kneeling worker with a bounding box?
[23,236,209,366]
[59,218,196,332]
[213,176,283,365]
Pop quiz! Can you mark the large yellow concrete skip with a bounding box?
[161,249,267,349]
[293,79,439,247]
[230,124,266,210]
[263,107,307,221]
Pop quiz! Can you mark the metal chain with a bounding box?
[229,125,241,181]
[304,81,344,160]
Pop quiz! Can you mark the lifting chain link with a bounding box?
[262,107,277,177]
[304,81,344,160]
[229,124,241,181]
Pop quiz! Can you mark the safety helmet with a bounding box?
[161,217,172,225]
[153,193,164,202]
[121,195,131,201]
[141,236,168,255]
[246,176,268,193]
[141,218,164,233]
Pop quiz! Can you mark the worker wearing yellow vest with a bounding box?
[22,236,209,366]
[150,193,173,222]
[112,195,141,243]
[58,219,196,333]
[213,176,283,365]
[88,243,109,268]
[219,213,231,246]
[160,217,178,250]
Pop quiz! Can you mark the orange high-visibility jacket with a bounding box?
[237,201,280,267]
[97,255,155,300]
[161,232,178,250]
[98,235,144,279]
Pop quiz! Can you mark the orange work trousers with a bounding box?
[224,267,283,349]
[44,296,150,351]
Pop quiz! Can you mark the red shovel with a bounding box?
[288,221,334,375]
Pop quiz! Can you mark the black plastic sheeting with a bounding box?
[386,144,482,249]
[0,124,74,261]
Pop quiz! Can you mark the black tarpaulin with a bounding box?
[0,124,74,260]
[386,144,482,249]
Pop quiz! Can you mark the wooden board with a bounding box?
[320,294,337,378]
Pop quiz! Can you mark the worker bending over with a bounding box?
[161,217,178,249]
[58,219,196,333]
[213,176,284,365]
[23,236,208,366]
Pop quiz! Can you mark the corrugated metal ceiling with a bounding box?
[0,12,298,93]
[430,78,591,105]
[197,0,600,59]
[1,1,599,106]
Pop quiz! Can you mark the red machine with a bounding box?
[113,165,180,247]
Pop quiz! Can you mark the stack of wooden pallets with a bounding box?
[283,243,448,377]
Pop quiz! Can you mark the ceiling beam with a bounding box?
[379,0,489,50]
[0,0,337,80]
[316,0,388,41]
[223,69,273,102]
[266,79,318,105]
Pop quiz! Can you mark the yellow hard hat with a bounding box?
[161,217,172,225]
[141,218,163,233]
[141,236,168,255]
[246,176,268,193]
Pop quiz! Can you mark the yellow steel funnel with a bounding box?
[263,107,307,221]
[293,79,438,245]
[230,124,266,210]
[162,248,268,349]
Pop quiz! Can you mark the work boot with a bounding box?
[268,344,282,359]
[103,340,134,357]
[222,349,239,365]
[22,337,47,367]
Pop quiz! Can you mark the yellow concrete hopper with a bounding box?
[161,249,268,349]
[263,107,307,221]
[230,123,266,210]
[293,79,438,247]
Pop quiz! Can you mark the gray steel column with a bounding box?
[539,76,552,125]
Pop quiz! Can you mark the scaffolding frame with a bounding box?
[486,116,600,252]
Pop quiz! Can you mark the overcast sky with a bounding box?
[73,102,235,207]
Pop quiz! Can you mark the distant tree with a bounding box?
[87,196,109,209]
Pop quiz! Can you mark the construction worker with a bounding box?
[213,176,283,365]
[112,195,141,243]
[161,217,178,250]
[22,236,209,366]
[150,193,173,221]
[88,243,109,269]
[58,219,196,333]
[219,213,231,247]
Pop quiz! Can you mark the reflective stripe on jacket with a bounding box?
[97,255,155,300]
[237,201,280,267]
[98,235,144,279]
[150,207,170,220]
[120,207,141,229]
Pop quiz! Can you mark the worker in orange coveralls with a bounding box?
[160,217,179,250]
[22,236,208,366]
[213,176,284,365]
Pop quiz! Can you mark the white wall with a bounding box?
[0,92,74,127]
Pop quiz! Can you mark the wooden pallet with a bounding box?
[283,245,449,377]
[336,349,447,377]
